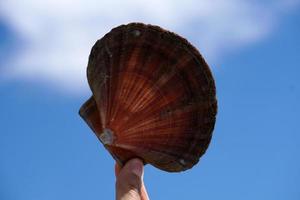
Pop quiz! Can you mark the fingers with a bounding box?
[141,184,150,200]
[115,159,144,200]
[115,163,121,177]
[115,160,150,200]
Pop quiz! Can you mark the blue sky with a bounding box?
[0,1,300,200]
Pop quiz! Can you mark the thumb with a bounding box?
[116,159,144,200]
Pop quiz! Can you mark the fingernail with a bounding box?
[129,159,144,177]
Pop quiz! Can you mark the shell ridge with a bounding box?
[108,32,166,129]
[120,28,149,103]
[116,24,164,115]
[106,31,124,125]
[104,38,114,127]
[108,27,129,127]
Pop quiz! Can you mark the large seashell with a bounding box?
[79,23,217,172]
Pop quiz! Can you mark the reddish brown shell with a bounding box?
[79,23,217,172]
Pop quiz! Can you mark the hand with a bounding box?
[115,158,150,200]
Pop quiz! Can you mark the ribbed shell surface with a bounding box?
[79,23,217,172]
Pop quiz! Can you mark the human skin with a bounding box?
[115,159,149,200]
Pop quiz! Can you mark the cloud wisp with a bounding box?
[0,0,299,94]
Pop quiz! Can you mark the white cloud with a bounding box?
[0,0,299,94]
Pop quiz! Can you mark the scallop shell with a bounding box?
[79,23,217,172]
